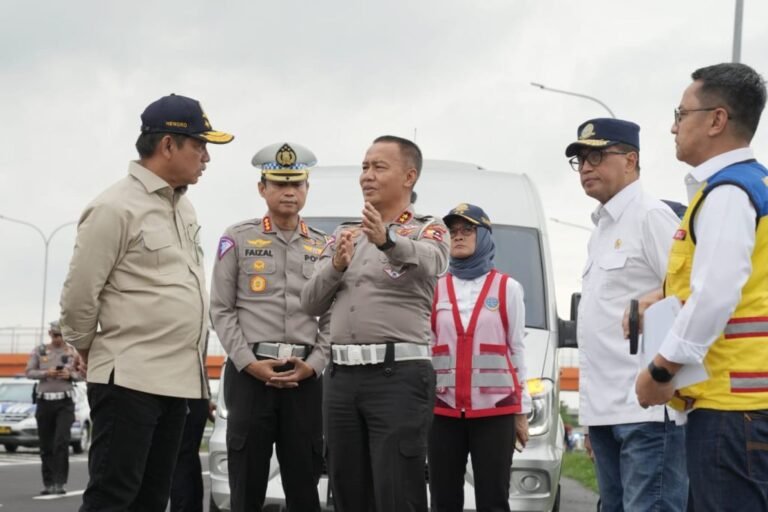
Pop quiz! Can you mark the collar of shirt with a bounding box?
[590,180,642,226]
[684,147,755,201]
[128,161,184,197]
[452,272,491,328]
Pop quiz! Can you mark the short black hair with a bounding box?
[691,63,767,141]
[135,132,189,159]
[373,135,423,176]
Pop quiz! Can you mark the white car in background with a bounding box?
[208,160,572,511]
[0,377,91,454]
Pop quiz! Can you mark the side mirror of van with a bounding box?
[557,293,581,348]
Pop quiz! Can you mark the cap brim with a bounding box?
[263,169,309,182]
[565,139,617,157]
[194,131,235,144]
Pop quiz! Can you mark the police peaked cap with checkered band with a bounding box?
[140,94,234,144]
[251,142,317,182]
[565,118,640,157]
[443,203,493,232]
[49,320,62,334]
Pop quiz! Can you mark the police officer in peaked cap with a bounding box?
[25,321,84,495]
[210,142,330,512]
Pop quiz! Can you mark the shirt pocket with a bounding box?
[141,228,185,275]
[302,261,316,279]
[598,251,628,300]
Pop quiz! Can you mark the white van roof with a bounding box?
[303,160,547,230]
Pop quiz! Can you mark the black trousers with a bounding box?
[223,359,323,512]
[170,398,210,512]
[428,414,517,512]
[35,396,74,487]
[324,360,436,512]
[80,382,187,512]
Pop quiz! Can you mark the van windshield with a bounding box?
[304,218,546,330]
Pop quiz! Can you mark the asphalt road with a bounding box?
[0,446,597,511]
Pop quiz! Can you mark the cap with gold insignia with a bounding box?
[252,142,317,182]
[140,94,234,144]
[565,118,639,157]
[443,203,493,232]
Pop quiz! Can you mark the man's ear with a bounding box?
[258,181,267,199]
[403,167,418,188]
[708,107,730,137]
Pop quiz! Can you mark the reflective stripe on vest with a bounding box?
[731,372,768,393]
[433,354,508,372]
[723,317,768,339]
[436,372,515,388]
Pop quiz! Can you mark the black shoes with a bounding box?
[40,485,53,495]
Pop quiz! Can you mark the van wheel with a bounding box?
[552,483,561,512]
[4,444,17,453]
[72,422,91,454]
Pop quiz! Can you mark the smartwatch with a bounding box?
[376,225,397,251]
[647,361,674,383]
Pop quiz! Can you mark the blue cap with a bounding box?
[443,203,492,232]
[140,94,234,144]
[565,118,639,157]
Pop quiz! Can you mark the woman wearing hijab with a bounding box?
[428,203,531,512]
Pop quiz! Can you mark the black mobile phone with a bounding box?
[629,299,640,355]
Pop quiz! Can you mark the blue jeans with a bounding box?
[686,408,768,511]
[589,417,688,512]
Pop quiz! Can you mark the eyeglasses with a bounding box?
[569,149,631,172]
[51,333,63,338]
[449,225,476,238]
[673,106,730,125]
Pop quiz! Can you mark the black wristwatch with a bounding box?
[647,361,674,383]
[376,225,396,251]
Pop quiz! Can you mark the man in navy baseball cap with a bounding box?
[140,93,234,144]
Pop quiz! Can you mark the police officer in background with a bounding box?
[210,142,330,512]
[301,135,450,512]
[25,320,83,495]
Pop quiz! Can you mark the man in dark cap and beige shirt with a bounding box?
[301,135,450,512]
[210,142,330,512]
[59,93,233,512]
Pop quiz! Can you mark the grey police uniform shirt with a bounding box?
[25,344,82,394]
[210,215,331,376]
[301,207,450,345]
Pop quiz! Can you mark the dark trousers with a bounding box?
[80,382,187,512]
[35,396,75,487]
[428,414,516,512]
[224,359,323,512]
[170,398,210,512]
[686,408,768,511]
[324,360,436,512]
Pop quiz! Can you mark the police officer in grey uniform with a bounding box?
[25,320,83,495]
[210,142,330,512]
[301,135,450,512]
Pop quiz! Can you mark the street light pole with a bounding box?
[549,217,592,233]
[0,215,77,345]
[732,0,744,63]
[530,82,616,118]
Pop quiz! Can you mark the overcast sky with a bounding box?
[2,0,768,344]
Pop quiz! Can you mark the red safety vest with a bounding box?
[431,270,522,418]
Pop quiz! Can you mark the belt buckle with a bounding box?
[347,345,364,365]
[277,343,293,359]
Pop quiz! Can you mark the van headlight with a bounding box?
[526,378,554,436]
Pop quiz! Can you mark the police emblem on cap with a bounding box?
[276,144,297,167]
[580,123,596,140]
